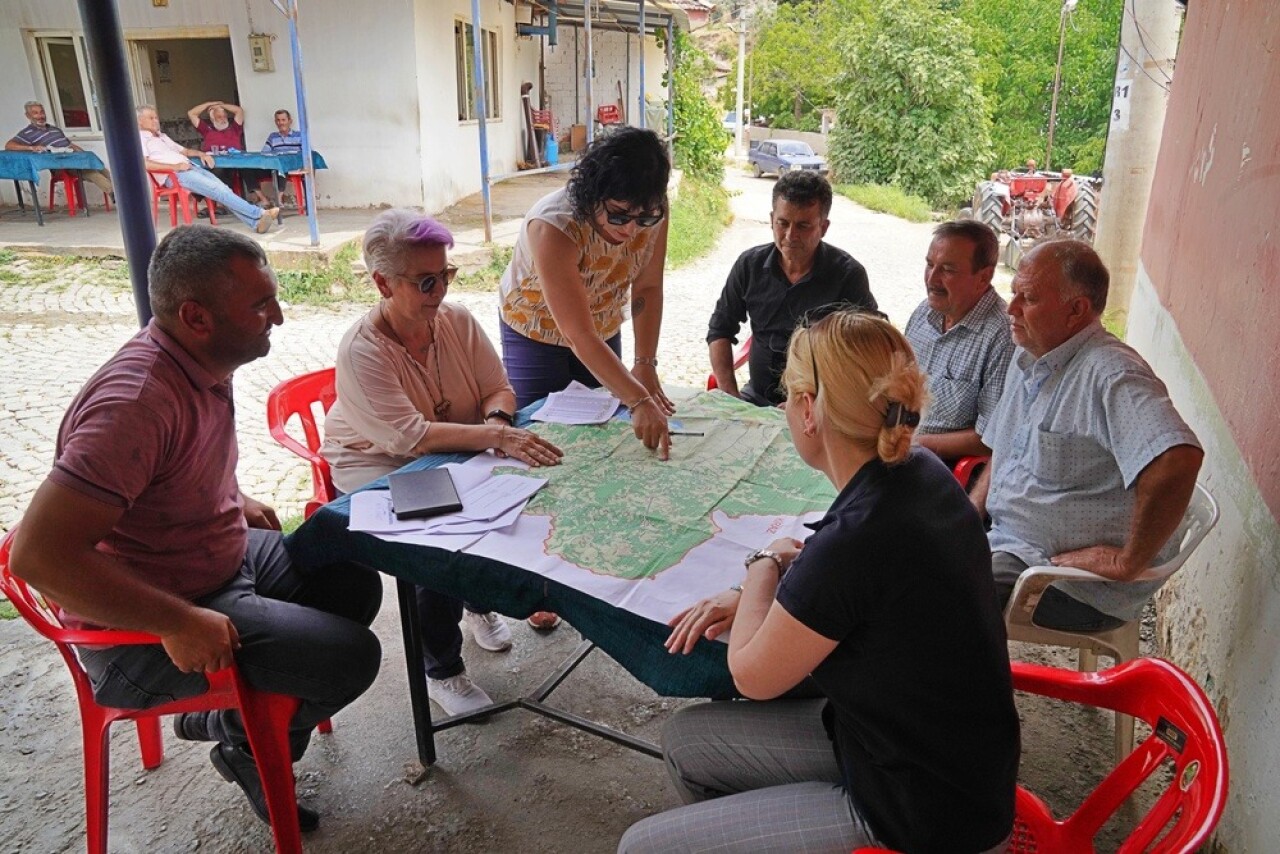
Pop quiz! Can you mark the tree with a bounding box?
[666,28,726,181]
[957,0,1122,173]
[737,0,870,131]
[828,0,993,205]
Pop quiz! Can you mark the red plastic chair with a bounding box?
[951,455,989,488]
[266,367,338,518]
[147,169,216,227]
[0,529,305,854]
[706,336,753,391]
[854,658,1228,854]
[47,170,85,216]
[286,171,308,215]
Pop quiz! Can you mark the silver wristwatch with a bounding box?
[743,548,785,575]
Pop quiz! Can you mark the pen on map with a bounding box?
[670,431,704,437]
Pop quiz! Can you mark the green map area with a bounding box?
[507,391,836,580]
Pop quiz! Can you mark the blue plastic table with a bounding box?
[0,151,107,226]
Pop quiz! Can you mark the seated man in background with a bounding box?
[253,108,304,208]
[6,100,114,200]
[9,226,382,832]
[905,221,1014,466]
[138,105,279,234]
[187,100,245,152]
[706,171,877,406]
[971,239,1203,631]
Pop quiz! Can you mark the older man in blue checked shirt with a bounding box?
[970,239,1203,632]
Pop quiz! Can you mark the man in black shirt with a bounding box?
[706,171,877,405]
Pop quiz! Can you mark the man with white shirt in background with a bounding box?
[137,104,279,234]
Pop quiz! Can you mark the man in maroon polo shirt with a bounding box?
[10,225,382,833]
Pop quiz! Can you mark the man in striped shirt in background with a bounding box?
[252,108,303,208]
[6,100,114,201]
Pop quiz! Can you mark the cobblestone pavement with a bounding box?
[0,169,951,530]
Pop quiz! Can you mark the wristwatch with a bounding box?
[743,548,785,576]
[484,409,515,425]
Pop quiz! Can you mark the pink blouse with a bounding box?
[322,302,514,492]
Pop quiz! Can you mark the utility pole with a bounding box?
[1045,0,1079,170]
[734,2,747,158]
[1093,0,1181,331]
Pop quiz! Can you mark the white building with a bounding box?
[0,0,683,213]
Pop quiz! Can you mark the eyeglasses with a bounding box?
[603,207,665,228]
[397,266,458,294]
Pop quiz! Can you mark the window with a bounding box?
[454,21,500,121]
[33,34,101,134]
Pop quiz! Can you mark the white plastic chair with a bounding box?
[1004,482,1219,760]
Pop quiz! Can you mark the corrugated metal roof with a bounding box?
[519,0,689,34]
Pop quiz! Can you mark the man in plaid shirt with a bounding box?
[905,221,1014,465]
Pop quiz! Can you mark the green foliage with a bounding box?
[452,245,513,293]
[828,0,993,206]
[744,0,871,130]
[0,248,16,265]
[667,177,733,268]
[835,183,934,223]
[957,0,1121,174]
[275,239,374,306]
[665,29,726,181]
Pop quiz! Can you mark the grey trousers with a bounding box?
[78,529,383,760]
[618,699,882,853]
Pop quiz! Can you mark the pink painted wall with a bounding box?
[1141,0,1280,516]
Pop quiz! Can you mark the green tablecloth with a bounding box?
[287,403,737,701]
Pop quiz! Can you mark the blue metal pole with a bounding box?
[470,0,493,242]
[585,1,594,145]
[77,0,154,326]
[638,1,646,129]
[286,0,320,246]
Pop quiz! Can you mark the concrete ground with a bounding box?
[0,168,1137,852]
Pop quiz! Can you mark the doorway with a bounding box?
[129,35,240,150]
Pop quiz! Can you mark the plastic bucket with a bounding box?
[545,135,559,165]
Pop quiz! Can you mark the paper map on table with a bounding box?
[462,391,836,626]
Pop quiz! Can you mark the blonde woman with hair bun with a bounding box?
[628,310,1020,854]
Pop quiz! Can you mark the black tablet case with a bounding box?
[388,468,463,520]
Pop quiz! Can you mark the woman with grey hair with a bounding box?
[322,209,563,716]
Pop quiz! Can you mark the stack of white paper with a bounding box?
[530,380,620,425]
[348,463,547,551]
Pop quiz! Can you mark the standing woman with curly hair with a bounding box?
[499,127,675,459]
[621,310,1020,854]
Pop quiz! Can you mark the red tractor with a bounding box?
[965,168,1101,268]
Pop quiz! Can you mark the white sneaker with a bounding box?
[464,610,513,652]
[427,672,494,716]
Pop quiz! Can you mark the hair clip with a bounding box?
[885,401,920,429]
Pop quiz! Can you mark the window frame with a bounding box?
[30,31,102,137]
[454,19,501,123]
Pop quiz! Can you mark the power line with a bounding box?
[1117,42,1171,93]
[1126,0,1176,84]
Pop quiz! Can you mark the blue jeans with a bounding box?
[78,529,383,759]
[500,319,622,409]
[171,165,267,229]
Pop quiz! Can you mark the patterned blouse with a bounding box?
[499,187,660,347]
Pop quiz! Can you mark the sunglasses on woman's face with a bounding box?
[398,266,458,294]
[603,206,664,228]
